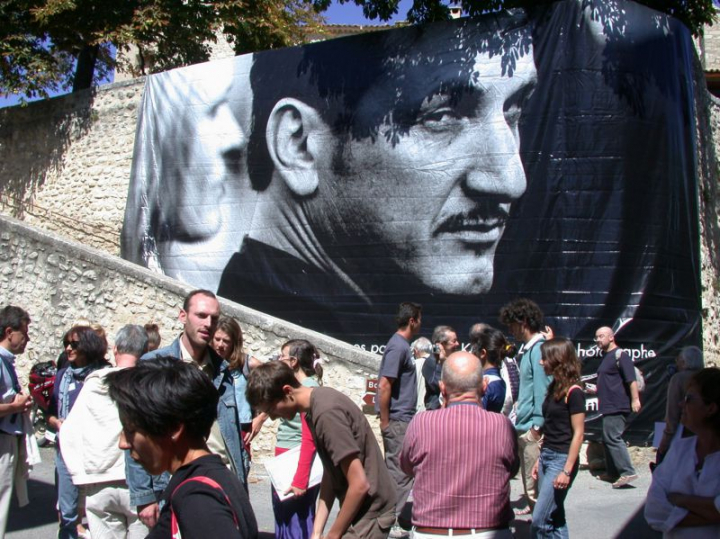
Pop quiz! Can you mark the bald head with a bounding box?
[594,326,616,353]
[441,351,483,400]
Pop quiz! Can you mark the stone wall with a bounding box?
[0,214,380,459]
[0,79,144,256]
[694,51,720,364]
[699,20,720,72]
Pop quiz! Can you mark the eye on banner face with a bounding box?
[122,0,702,441]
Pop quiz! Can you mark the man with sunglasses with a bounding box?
[594,326,641,489]
[0,305,33,537]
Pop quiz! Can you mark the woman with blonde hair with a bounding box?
[211,317,262,483]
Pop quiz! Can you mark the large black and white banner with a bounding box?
[123,0,702,439]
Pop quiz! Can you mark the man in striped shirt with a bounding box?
[400,352,518,538]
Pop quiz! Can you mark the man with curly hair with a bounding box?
[499,299,551,515]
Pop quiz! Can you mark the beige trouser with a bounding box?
[0,433,20,539]
[84,482,148,539]
[517,429,541,506]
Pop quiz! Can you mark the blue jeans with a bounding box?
[531,447,577,539]
[56,449,79,539]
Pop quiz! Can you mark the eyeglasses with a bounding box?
[67,341,80,350]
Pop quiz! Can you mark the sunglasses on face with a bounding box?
[67,341,80,350]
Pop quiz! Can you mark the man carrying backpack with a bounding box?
[594,326,641,489]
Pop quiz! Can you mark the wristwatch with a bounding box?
[562,469,572,477]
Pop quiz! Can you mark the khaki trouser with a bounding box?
[517,429,541,506]
[85,481,149,539]
[0,433,20,539]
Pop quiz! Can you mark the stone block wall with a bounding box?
[0,215,380,460]
[699,20,720,72]
[0,79,144,256]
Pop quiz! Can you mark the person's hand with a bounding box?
[541,325,555,340]
[13,393,32,414]
[553,471,570,490]
[584,383,597,395]
[245,414,266,443]
[631,398,641,413]
[531,459,539,481]
[529,426,542,441]
[380,418,389,432]
[284,485,307,498]
[137,502,159,528]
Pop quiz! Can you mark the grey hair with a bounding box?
[441,354,483,395]
[431,325,455,345]
[412,337,433,356]
[678,346,703,372]
[115,325,149,358]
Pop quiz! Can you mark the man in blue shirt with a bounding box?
[0,305,32,537]
[376,302,422,537]
[595,326,640,488]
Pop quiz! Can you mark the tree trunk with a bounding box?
[72,44,100,92]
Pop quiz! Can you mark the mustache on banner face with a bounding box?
[434,200,511,238]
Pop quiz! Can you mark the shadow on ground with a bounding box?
[615,504,661,539]
[7,478,57,532]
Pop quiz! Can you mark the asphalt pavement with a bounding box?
[8,446,660,538]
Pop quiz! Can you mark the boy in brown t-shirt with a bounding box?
[248,361,396,539]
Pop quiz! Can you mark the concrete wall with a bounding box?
[0,214,380,458]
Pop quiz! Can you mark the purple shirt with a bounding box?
[400,402,519,528]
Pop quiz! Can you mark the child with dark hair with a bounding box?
[106,358,258,539]
[248,361,396,539]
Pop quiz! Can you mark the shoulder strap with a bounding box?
[170,476,239,539]
[565,384,583,404]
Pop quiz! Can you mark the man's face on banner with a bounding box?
[314,39,537,295]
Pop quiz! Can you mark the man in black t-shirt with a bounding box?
[594,326,641,488]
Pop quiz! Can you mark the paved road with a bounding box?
[8,446,660,538]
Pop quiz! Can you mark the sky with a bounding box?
[0,0,416,109]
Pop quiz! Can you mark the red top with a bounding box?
[274,413,316,490]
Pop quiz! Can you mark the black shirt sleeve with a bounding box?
[567,387,586,416]
[171,481,251,539]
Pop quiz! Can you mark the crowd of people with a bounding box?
[0,294,719,539]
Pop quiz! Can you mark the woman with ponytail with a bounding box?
[472,327,510,414]
[272,339,323,538]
